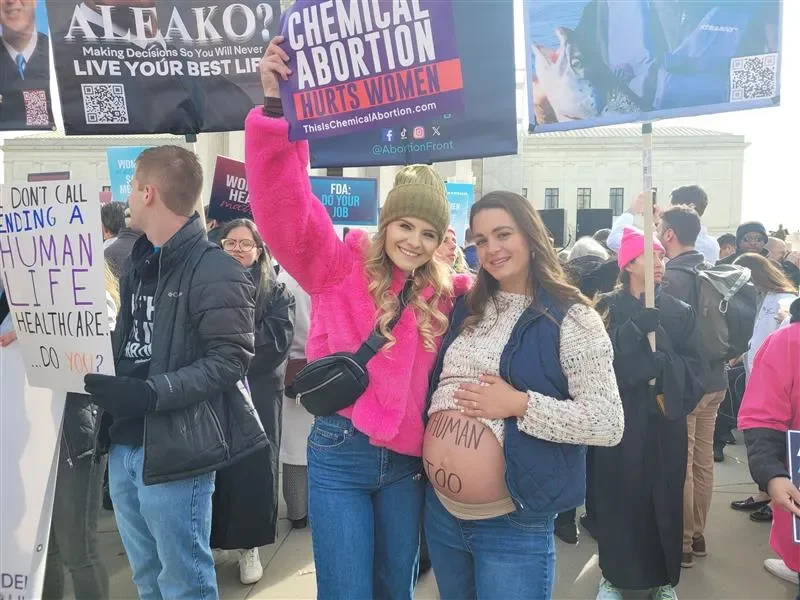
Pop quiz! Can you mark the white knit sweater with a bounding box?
[429,292,623,447]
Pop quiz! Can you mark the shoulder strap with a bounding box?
[354,279,414,364]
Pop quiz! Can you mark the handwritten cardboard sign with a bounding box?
[207,156,252,222]
[0,181,115,393]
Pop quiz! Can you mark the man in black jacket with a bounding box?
[104,206,141,279]
[659,205,724,569]
[83,145,263,599]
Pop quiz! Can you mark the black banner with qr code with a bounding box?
[0,0,56,132]
[45,0,280,136]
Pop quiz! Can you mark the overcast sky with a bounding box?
[1,1,796,230]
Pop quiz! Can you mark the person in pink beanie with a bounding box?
[593,228,707,600]
[739,299,800,596]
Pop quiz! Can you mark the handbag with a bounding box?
[286,279,413,416]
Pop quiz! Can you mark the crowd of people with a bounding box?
[1,37,800,600]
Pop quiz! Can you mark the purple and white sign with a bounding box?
[279,0,465,141]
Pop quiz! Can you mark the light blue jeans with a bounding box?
[307,414,424,600]
[424,485,556,600]
[108,445,217,600]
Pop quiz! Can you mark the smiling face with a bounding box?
[384,217,439,273]
[221,226,261,268]
[0,0,35,37]
[740,232,767,255]
[625,252,666,286]
[436,231,458,266]
[472,208,532,293]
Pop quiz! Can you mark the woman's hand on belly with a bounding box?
[423,410,510,504]
[454,375,528,420]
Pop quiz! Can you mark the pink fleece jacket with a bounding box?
[244,109,472,457]
[738,323,800,571]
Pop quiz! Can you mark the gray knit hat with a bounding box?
[379,165,450,242]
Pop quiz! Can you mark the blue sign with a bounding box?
[106,146,149,203]
[446,183,474,247]
[310,177,378,227]
[526,1,782,133]
[307,0,516,167]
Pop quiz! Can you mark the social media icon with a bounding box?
[412,126,425,140]
[432,126,441,137]
[381,128,394,142]
[400,128,408,140]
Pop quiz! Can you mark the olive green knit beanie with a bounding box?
[379,165,450,242]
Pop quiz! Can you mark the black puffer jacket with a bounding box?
[94,214,266,485]
[63,393,98,464]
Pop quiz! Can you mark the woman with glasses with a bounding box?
[210,219,296,585]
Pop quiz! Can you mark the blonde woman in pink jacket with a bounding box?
[245,39,472,599]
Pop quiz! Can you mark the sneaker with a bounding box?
[212,549,229,565]
[692,535,707,557]
[555,520,579,545]
[239,548,263,585]
[651,584,678,600]
[764,558,798,584]
[681,552,694,568]
[596,578,624,600]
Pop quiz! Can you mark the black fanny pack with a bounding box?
[286,280,413,417]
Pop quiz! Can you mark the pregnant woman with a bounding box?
[423,191,624,599]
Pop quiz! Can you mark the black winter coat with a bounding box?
[212,268,295,549]
[94,214,266,485]
[62,393,98,464]
[592,289,707,589]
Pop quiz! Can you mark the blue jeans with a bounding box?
[109,445,217,600]
[307,415,424,600]
[424,485,556,600]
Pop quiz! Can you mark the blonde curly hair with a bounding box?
[363,229,453,353]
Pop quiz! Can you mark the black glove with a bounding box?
[84,374,157,419]
[632,308,660,335]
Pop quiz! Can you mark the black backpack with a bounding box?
[672,263,757,361]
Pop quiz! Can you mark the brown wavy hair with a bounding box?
[734,253,797,294]
[463,191,589,331]
[363,230,453,352]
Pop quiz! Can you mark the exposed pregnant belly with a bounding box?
[423,410,509,504]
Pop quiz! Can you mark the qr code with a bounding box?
[730,53,778,102]
[22,89,49,126]
[81,83,129,125]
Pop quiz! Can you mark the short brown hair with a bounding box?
[661,205,701,246]
[670,185,708,216]
[135,146,203,217]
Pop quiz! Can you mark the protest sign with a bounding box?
[0,0,55,132]
[208,156,252,222]
[0,345,61,600]
[525,1,782,132]
[445,182,473,246]
[46,0,281,135]
[789,430,800,543]
[310,177,378,227]
[308,0,515,167]
[0,180,115,394]
[107,146,149,203]
[279,0,464,141]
